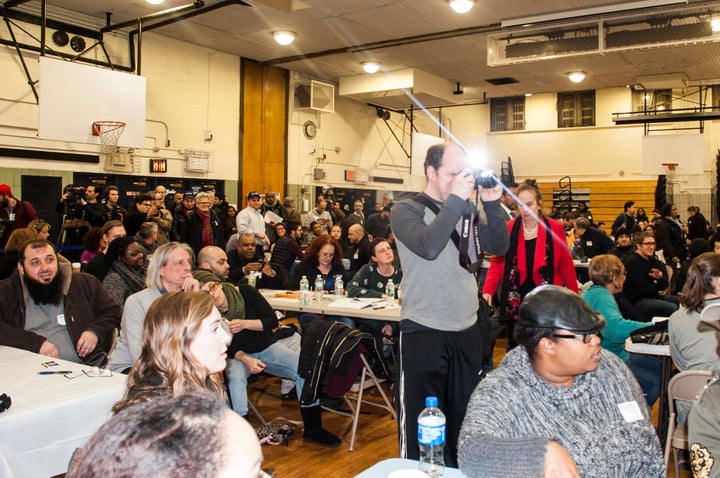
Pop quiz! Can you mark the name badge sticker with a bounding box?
[618,400,644,423]
[586,241,593,246]
[57,314,66,325]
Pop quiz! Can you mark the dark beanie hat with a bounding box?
[518,285,606,334]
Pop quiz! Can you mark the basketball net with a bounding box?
[92,121,126,158]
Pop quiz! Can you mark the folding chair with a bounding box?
[323,354,396,451]
[664,369,712,477]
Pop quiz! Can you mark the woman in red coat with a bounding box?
[482,179,578,349]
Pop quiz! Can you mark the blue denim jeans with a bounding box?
[626,352,662,407]
[225,333,318,415]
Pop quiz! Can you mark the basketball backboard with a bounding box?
[38,57,146,148]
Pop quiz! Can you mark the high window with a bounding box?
[632,89,672,112]
[490,96,525,132]
[557,90,595,127]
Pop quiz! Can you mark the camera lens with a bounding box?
[474,170,497,189]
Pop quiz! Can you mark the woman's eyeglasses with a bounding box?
[552,332,598,344]
[319,252,334,258]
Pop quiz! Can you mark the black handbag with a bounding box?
[630,321,669,345]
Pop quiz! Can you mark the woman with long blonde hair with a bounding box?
[113,291,231,412]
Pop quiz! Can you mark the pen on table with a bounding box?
[373,306,386,310]
[38,370,73,375]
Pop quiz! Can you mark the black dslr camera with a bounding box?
[472,169,498,189]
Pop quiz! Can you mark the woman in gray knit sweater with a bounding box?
[458,285,664,477]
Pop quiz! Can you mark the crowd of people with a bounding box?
[3,145,720,477]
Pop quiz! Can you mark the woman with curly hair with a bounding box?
[113,291,231,412]
[289,234,354,327]
[482,179,578,349]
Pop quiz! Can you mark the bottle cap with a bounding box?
[425,396,438,408]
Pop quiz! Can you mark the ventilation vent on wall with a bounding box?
[185,149,212,173]
[104,148,139,173]
[295,80,335,112]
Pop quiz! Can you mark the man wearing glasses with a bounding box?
[458,285,664,477]
[621,231,679,321]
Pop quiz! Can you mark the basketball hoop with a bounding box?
[92,121,126,156]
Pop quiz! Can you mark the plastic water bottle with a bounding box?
[314,275,324,301]
[299,276,311,306]
[385,279,396,307]
[334,275,344,299]
[418,396,446,477]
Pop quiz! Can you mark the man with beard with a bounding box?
[227,233,287,289]
[0,183,38,249]
[0,239,120,363]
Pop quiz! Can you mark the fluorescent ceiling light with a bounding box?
[712,18,720,32]
[502,0,687,28]
[449,0,474,14]
[146,0,165,4]
[567,71,586,83]
[273,31,296,46]
[362,62,381,74]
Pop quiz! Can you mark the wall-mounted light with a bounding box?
[362,61,381,74]
[712,18,720,32]
[449,0,474,14]
[567,71,586,83]
[524,93,533,97]
[273,31,296,46]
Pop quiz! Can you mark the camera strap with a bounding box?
[412,194,482,273]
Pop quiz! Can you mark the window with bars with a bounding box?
[557,90,595,127]
[490,96,525,132]
[631,89,672,112]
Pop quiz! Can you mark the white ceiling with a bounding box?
[17,0,720,106]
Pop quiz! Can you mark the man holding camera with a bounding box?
[124,193,170,240]
[389,142,508,467]
[56,185,105,228]
[0,184,38,249]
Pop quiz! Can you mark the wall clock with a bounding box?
[303,121,316,139]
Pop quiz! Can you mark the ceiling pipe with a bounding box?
[265,23,501,66]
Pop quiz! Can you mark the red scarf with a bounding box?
[198,210,212,246]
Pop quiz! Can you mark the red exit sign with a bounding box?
[150,159,167,173]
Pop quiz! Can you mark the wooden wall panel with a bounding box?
[240,59,288,207]
[537,180,658,226]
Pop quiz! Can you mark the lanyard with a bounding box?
[412,194,483,274]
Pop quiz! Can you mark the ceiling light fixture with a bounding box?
[146,0,165,4]
[449,0,474,14]
[273,31,296,46]
[502,0,686,28]
[362,61,381,74]
[712,18,720,32]
[567,71,586,83]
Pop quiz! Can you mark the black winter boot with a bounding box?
[300,405,341,448]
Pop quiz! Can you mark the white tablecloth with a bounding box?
[355,458,468,477]
[0,346,127,478]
